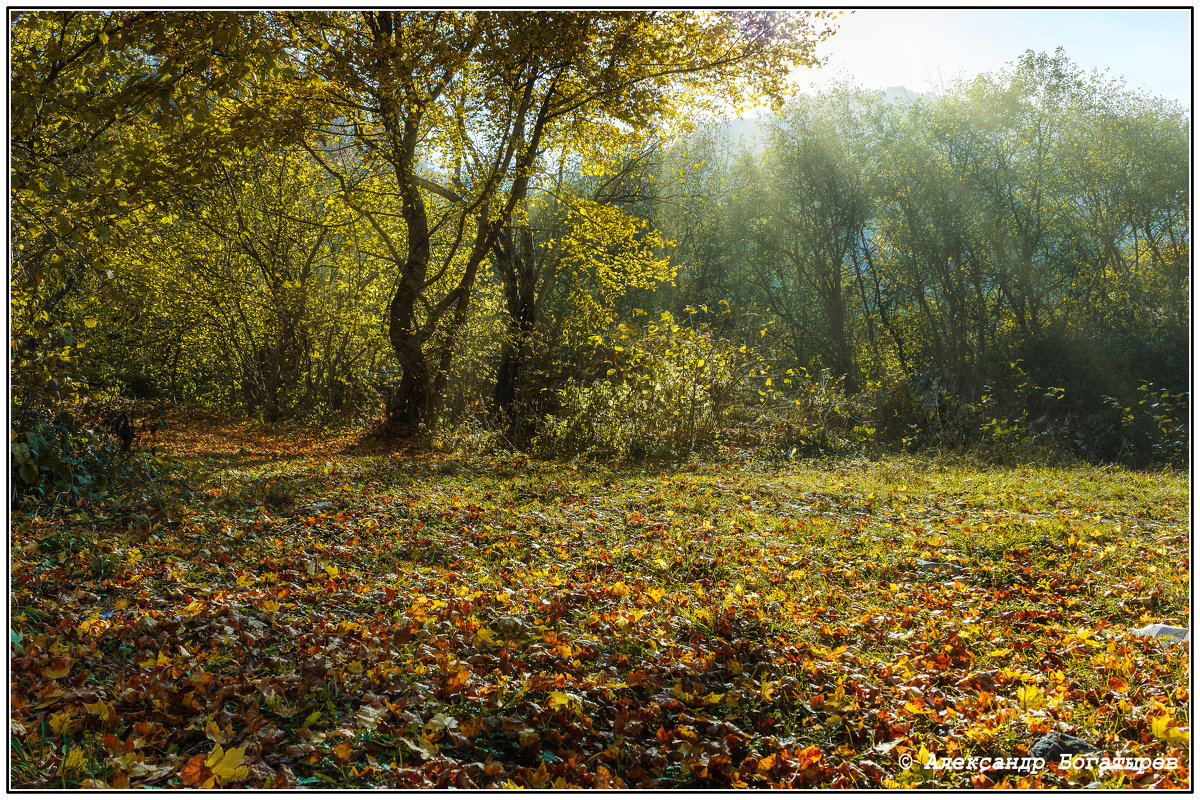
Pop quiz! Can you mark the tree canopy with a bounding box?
[10,13,1187,476]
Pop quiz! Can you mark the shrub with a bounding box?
[538,311,752,460]
[10,399,163,504]
[1100,382,1188,467]
[738,370,876,459]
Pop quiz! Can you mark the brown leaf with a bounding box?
[40,656,73,680]
[179,753,209,787]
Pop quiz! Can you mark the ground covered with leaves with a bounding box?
[10,414,1191,788]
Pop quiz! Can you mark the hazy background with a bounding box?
[793,8,1191,106]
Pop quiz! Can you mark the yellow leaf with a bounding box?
[49,709,78,735]
[40,656,74,679]
[60,747,88,774]
[1016,685,1044,710]
[205,718,232,744]
[139,651,171,669]
[529,760,550,789]
[84,317,98,329]
[323,563,339,579]
[1151,715,1189,744]
[547,691,575,710]
[84,700,117,725]
[205,744,249,786]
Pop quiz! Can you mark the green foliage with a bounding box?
[649,52,1185,465]
[541,310,752,460]
[7,11,1185,469]
[10,402,159,503]
[740,371,876,459]
[101,147,394,422]
[1102,383,1189,467]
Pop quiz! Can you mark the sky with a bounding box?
[791,8,1191,107]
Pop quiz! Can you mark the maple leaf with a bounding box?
[400,737,438,760]
[49,709,78,735]
[59,747,88,775]
[529,761,551,789]
[84,700,117,726]
[444,667,470,692]
[207,744,250,786]
[182,744,249,788]
[355,704,386,733]
[1016,685,1045,710]
[40,656,73,679]
[204,718,233,744]
[180,754,209,787]
[547,691,579,710]
[609,581,631,597]
[138,651,170,669]
[1150,715,1189,744]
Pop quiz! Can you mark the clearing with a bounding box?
[10,415,1190,788]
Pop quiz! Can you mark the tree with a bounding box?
[10,10,291,410]
[101,147,391,420]
[754,91,880,389]
[872,93,998,378]
[287,10,835,435]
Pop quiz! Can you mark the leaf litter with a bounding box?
[9,416,1190,788]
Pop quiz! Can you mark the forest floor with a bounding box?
[10,413,1191,788]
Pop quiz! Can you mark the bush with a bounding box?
[538,312,752,460]
[1099,382,1188,467]
[10,399,163,504]
[737,370,876,459]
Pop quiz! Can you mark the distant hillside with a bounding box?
[726,85,939,148]
[881,85,938,104]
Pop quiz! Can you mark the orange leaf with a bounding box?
[180,754,209,787]
[794,745,823,769]
[445,667,470,692]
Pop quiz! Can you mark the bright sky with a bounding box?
[793,8,1191,107]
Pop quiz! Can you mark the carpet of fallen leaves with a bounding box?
[10,414,1191,789]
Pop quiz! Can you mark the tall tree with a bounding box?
[755,92,879,388]
[288,10,834,434]
[10,10,291,408]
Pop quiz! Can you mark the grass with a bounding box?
[9,416,1190,788]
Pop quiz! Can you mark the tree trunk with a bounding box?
[386,284,430,435]
[492,225,539,437]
